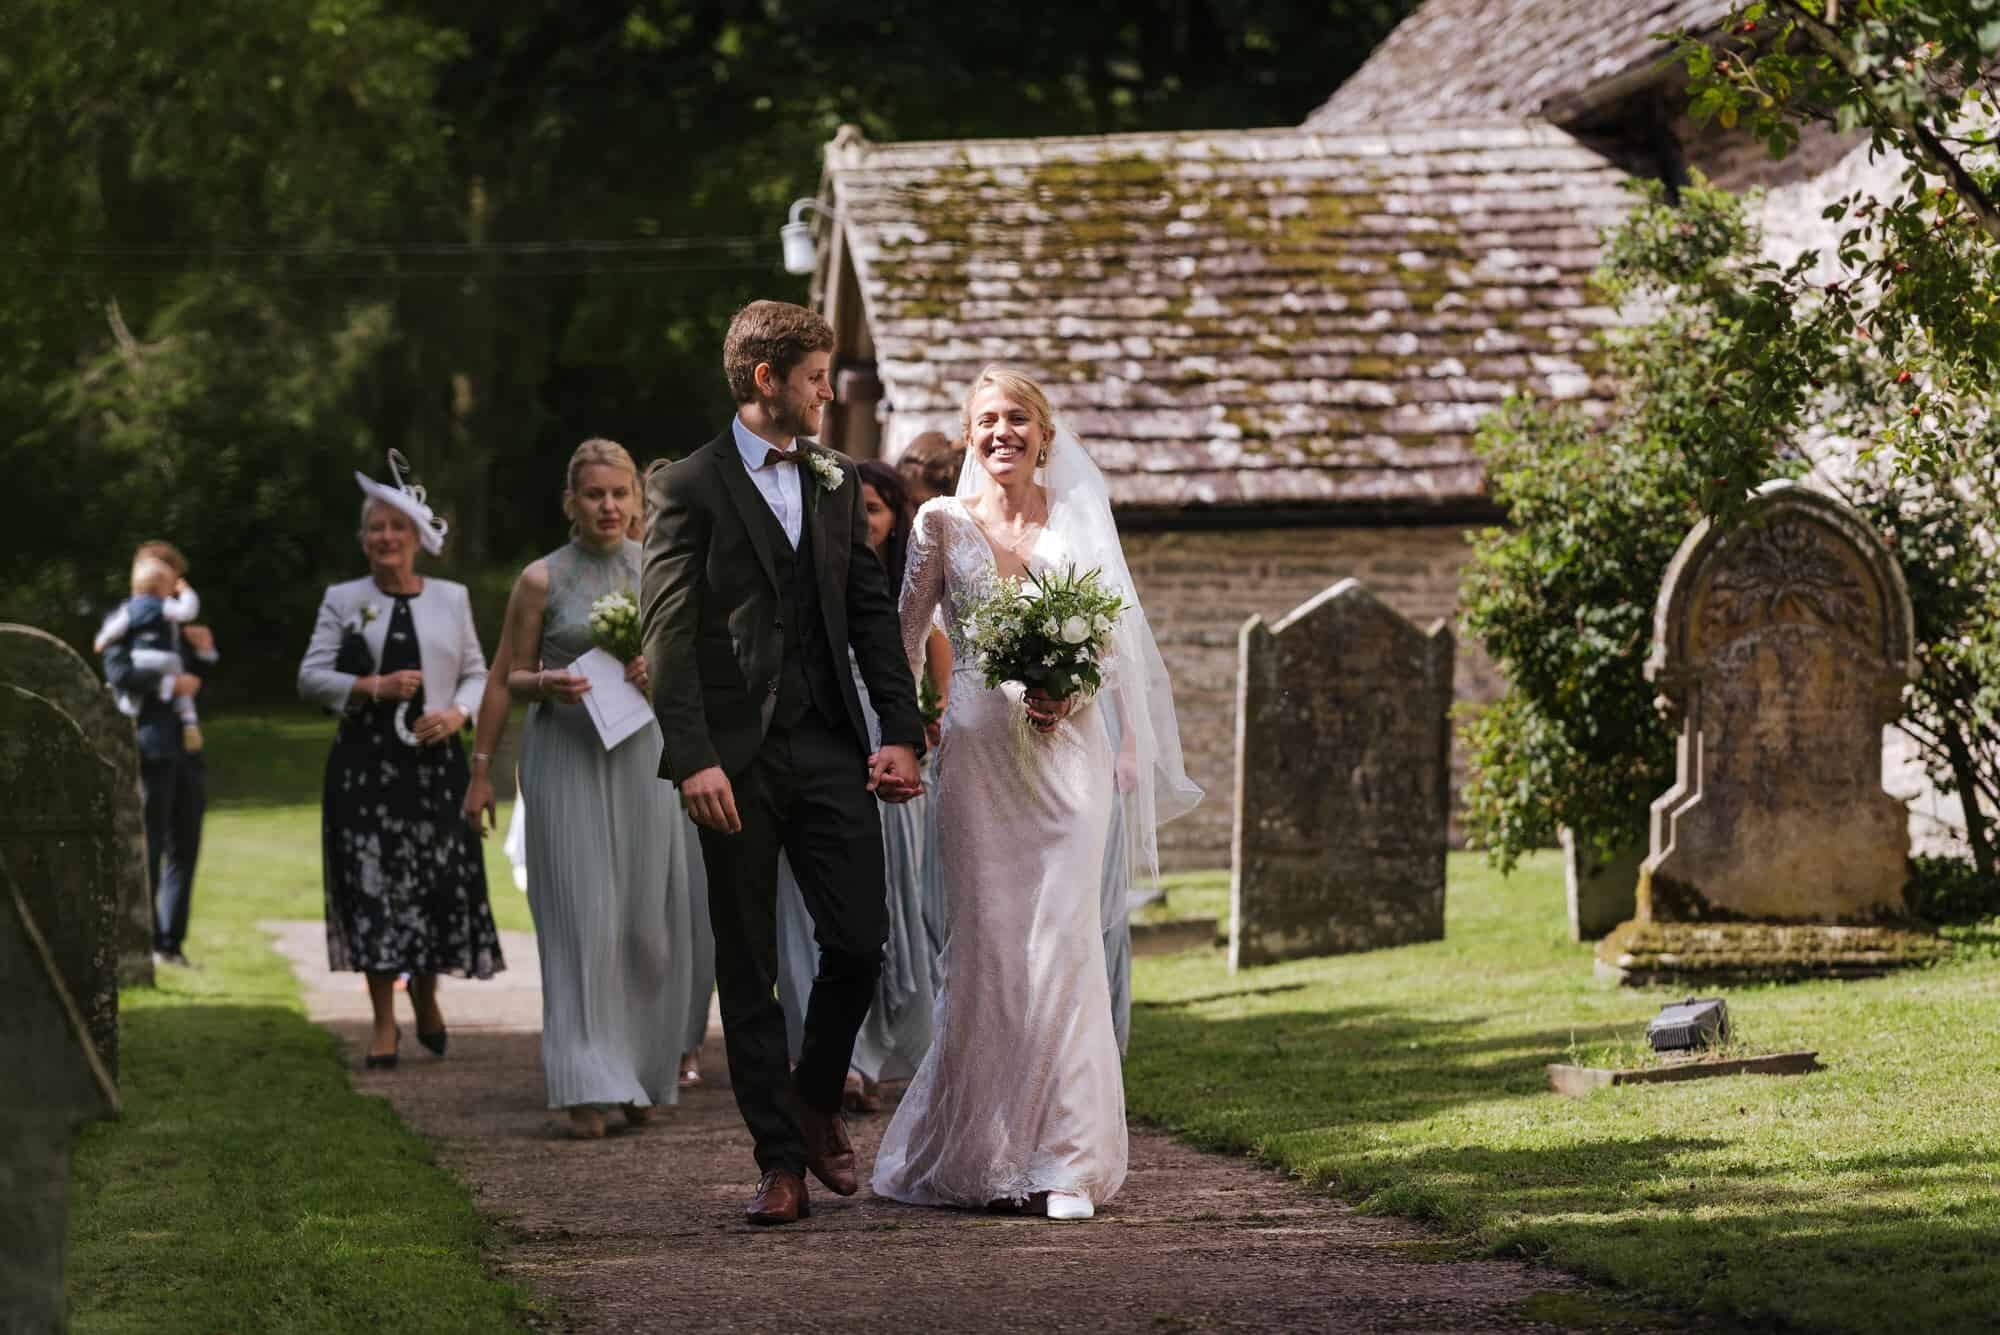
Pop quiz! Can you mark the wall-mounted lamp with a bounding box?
[780,198,831,275]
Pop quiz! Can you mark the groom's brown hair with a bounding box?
[723,300,834,404]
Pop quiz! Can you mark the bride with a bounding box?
[872,366,1200,1221]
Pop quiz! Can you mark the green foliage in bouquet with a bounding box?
[960,564,1125,702]
[587,590,642,662]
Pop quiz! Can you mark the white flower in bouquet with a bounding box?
[1061,615,1090,645]
[588,589,644,662]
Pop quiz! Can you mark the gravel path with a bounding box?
[268,919,1595,1333]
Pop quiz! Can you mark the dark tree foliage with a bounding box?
[0,0,1414,694]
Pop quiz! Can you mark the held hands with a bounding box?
[681,766,741,833]
[623,652,650,697]
[867,744,924,803]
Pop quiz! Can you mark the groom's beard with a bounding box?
[769,392,820,441]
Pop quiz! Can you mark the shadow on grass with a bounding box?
[1134,981,1310,1009]
[1129,998,2000,1334]
[1127,1002,1631,1145]
[69,1001,526,1332]
[1359,1137,2000,1334]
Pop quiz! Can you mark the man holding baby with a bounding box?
[98,539,217,970]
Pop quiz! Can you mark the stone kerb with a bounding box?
[1643,481,1915,923]
[1230,579,1453,971]
[0,623,154,988]
[0,684,121,1076]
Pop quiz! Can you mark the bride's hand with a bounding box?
[1115,743,1140,794]
[1023,688,1071,733]
[623,652,650,696]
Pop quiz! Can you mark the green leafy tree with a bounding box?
[1667,1,2000,886]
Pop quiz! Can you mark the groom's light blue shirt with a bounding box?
[732,414,802,550]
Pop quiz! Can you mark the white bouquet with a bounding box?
[587,589,643,662]
[959,564,1125,703]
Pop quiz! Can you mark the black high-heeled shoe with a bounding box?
[416,1026,448,1057]
[364,1026,401,1070]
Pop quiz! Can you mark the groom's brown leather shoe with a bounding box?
[746,1170,810,1225]
[798,1104,860,1196]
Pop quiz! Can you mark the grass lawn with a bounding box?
[67,714,538,1333]
[1131,861,2000,1334]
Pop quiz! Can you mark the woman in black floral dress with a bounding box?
[298,456,503,1069]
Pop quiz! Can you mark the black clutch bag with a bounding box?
[333,628,374,678]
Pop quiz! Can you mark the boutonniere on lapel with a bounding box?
[348,603,382,634]
[804,451,844,493]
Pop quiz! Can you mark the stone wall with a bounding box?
[1123,520,1494,872]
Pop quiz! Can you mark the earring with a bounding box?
[1037,448,1049,468]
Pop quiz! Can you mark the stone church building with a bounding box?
[805,0,1961,869]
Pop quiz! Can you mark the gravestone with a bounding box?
[0,624,154,988]
[1,861,121,1334]
[0,686,121,1332]
[1600,481,1942,983]
[1231,580,1453,970]
[0,686,120,1072]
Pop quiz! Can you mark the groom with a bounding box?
[642,299,925,1224]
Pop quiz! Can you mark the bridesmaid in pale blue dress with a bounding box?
[777,461,939,1107]
[469,490,716,1090]
[494,440,699,1139]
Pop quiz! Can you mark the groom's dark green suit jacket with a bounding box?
[640,427,925,783]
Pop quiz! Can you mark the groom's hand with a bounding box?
[681,766,741,833]
[866,744,923,803]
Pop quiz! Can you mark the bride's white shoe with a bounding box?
[1045,1191,1095,1221]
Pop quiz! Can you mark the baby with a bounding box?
[96,547,205,753]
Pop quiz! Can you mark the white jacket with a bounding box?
[296,575,488,718]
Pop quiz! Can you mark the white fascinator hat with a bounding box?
[355,449,450,556]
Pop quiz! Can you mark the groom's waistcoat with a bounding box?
[765,495,849,735]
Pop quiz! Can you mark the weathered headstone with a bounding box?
[0,686,122,1332]
[1231,580,1453,971]
[1,860,121,1334]
[0,686,120,1072]
[1600,481,1943,983]
[0,624,154,988]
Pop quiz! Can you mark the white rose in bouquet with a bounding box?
[1061,615,1091,645]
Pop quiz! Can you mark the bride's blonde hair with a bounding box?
[960,366,1056,447]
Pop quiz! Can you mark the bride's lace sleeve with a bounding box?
[900,499,948,676]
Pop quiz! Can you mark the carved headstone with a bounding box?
[1231,580,1453,970]
[0,624,154,988]
[1645,482,1914,920]
[0,686,120,1072]
[1,863,120,1334]
[0,686,122,1332]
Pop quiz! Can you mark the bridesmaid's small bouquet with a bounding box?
[587,590,643,662]
[960,564,1125,703]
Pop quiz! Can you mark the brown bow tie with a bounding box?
[763,447,802,467]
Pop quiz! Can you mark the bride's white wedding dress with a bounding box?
[870,495,1128,1209]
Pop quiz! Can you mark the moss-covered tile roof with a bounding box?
[1306,0,1732,129]
[824,121,1631,511]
